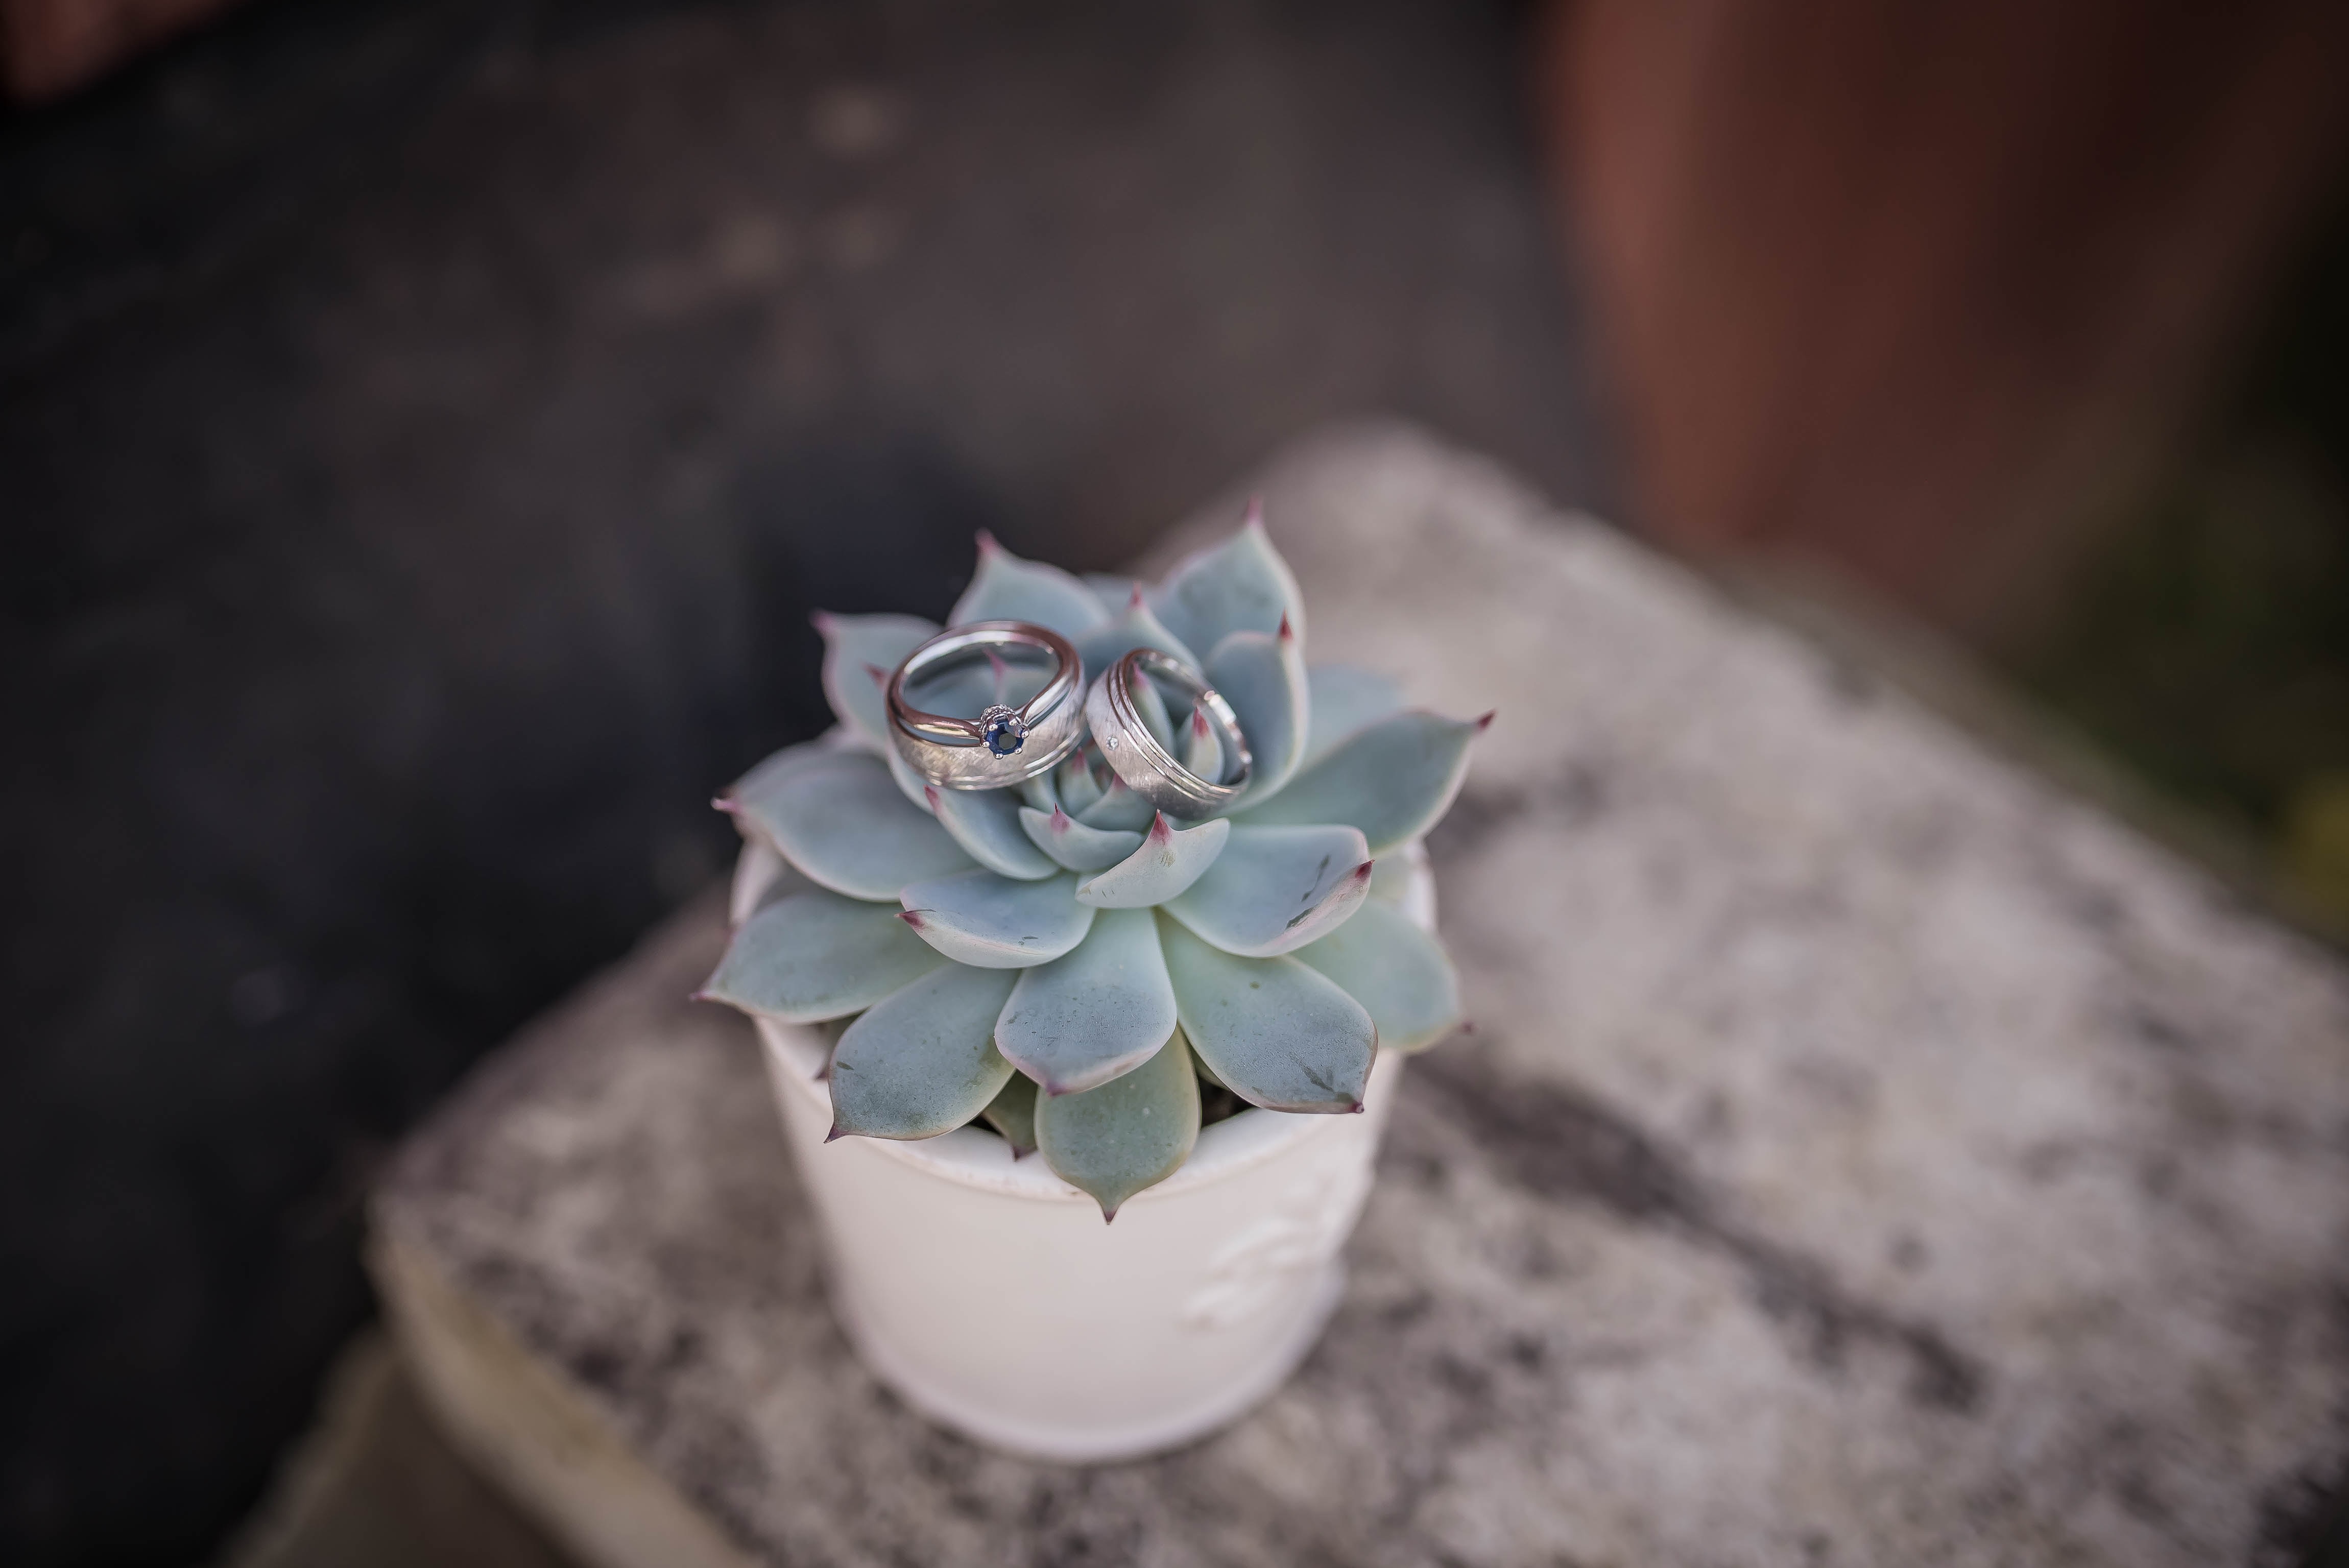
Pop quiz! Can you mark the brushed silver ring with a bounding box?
[1083,647,1253,818]
[887,620,1086,789]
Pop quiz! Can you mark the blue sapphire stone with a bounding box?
[982,710,1025,757]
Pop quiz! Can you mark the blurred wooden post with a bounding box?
[1536,0,2349,638]
[2,0,242,104]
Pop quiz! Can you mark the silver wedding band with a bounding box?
[888,620,1086,789]
[1084,647,1253,818]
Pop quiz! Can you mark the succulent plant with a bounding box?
[700,509,1484,1219]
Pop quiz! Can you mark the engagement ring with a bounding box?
[886,620,1087,789]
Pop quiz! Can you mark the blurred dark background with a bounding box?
[3,1,2347,1564]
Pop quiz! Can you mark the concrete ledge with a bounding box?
[375,423,2349,1566]
[373,1231,751,1568]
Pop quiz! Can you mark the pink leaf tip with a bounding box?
[1475,710,1497,732]
[824,1125,846,1143]
[975,528,1001,557]
[1128,582,1146,610]
[864,661,889,687]
[1191,707,1210,736]
[923,785,941,812]
[897,910,925,929]
[1243,495,1264,530]
[1049,806,1071,832]
[810,609,835,634]
[1350,861,1375,882]
[1147,811,1172,842]
[1277,611,1293,642]
[711,796,738,813]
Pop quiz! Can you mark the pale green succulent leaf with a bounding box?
[1207,624,1308,805]
[1147,508,1306,658]
[1082,573,1139,616]
[1158,915,1375,1113]
[1072,596,1201,685]
[899,660,995,725]
[896,650,1051,737]
[810,1015,851,1081]
[828,964,1020,1140]
[723,738,843,846]
[1181,701,1225,783]
[949,536,1111,639]
[1366,855,1416,906]
[1075,774,1156,832]
[1162,823,1371,957]
[994,906,1180,1095]
[1232,710,1485,855]
[1302,663,1405,769]
[1035,1028,1201,1221]
[883,740,934,811]
[994,659,1053,710]
[1127,667,1179,752]
[922,779,1060,880]
[730,841,813,927]
[898,870,1094,969]
[1054,749,1104,816]
[728,750,975,900]
[980,1072,1039,1156]
[1019,805,1144,873]
[699,889,945,1022]
[1294,899,1462,1053]
[1076,814,1231,908]
[1018,770,1059,814]
[816,613,937,750]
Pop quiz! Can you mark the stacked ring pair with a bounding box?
[886,620,1252,816]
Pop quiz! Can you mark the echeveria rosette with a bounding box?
[701,511,1484,1219]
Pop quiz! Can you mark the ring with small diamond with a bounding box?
[1083,646,1253,817]
[887,621,1087,789]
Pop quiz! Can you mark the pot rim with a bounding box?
[733,826,1435,1212]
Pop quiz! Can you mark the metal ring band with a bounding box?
[1082,647,1254,818]
[886,620,1087,789]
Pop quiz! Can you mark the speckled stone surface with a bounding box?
[375,424,2349,1567]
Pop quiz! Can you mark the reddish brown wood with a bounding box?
[1537,0,2349,636]
[2,0,242,104]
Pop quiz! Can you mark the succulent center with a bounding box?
[979,705,1026,757]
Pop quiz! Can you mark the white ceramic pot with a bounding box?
[732,841,1433,1463]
